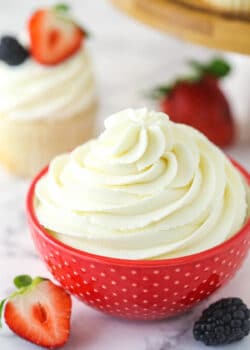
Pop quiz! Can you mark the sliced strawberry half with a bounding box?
[0,275,72,349]
[28,4,85,65]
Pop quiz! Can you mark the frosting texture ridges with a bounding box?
[35,108,249,259]
[0,48,95,120]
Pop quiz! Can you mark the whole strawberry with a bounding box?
[0,275,72,349]
[153,58,234,147]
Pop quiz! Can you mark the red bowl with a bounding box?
[26,160,250,321]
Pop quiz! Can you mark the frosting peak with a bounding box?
[35,109,249,260]
[91,108,173,170]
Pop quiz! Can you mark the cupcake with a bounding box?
[35,108,250,260]
[0,4,97,177]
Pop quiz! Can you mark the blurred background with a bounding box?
[0,0,248,165]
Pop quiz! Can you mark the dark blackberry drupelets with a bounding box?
[193,298,250,346]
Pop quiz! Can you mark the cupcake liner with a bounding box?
[0,100,98,177]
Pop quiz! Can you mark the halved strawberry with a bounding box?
[0,275,72,349]
[28,4,85,65]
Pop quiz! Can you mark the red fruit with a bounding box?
[160,75,234,147]
[1,275,72,349]
[28,8,84,65]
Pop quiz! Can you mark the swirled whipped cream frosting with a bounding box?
[0,47,95,120]
[35,108,249,260]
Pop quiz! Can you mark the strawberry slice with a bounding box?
[28,4,85,65]
[0,275,72,349]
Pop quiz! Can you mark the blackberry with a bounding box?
[0,36,29,66]
[193,298,250,346]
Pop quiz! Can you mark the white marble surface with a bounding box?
[0,0,250,349]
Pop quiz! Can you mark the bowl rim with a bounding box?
[26,159,250,267]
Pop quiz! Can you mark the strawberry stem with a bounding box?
[150,57,231,99]
[53,3,70,12]
[149,74,200,99]
[14,275,32,289]
[149,85,173,99]
[0,298,6,328]
[52,2,90,39]
[32,277,46,287]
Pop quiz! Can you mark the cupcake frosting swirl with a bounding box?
[0,47,95,120]
[35,108,249,259]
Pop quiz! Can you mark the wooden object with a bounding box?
[180,0,250,17]
[111,0,250,55]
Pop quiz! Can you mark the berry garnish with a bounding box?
[151,58,234,148]
[28,3,87,65]
[193,298,250,346]
[0,36,29,66]
[0,274,72,349]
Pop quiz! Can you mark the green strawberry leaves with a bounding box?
[1,275,32,327]
[189,58,231,79]
[53,3,70,13]
[0,275,47,328]
[0,299,6,327]
[150,57,231,98]
[149,85,173,99]
[53,3,90,38]
[14,275,33,289]
[149,74,200,99]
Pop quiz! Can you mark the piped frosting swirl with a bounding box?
[35,108,249,259]
[0,48,95,120]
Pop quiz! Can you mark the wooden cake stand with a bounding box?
[111,0,250,55]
